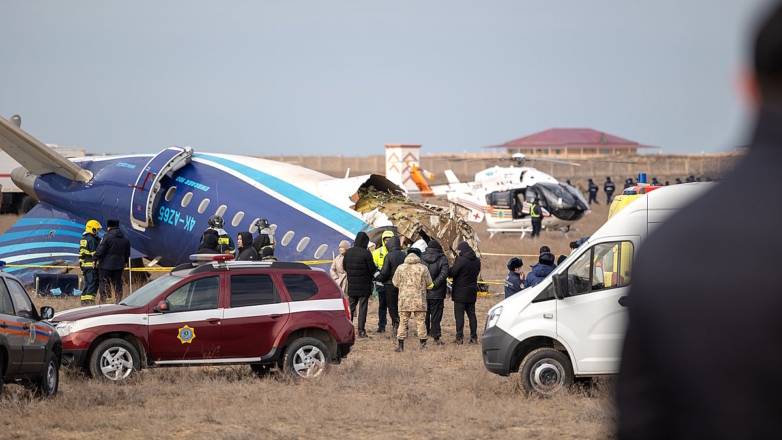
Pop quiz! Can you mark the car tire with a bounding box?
[89,338,141,382]
[0,354,5,395]
[518,347,573,396]
[32,353,60,398]
[282,337,330,380]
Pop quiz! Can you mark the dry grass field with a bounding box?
[0,204,617,439]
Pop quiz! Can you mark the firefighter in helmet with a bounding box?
[79,219,102,305]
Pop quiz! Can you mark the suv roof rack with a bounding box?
[188,260,311,274]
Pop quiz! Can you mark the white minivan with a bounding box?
[481,183,711,395]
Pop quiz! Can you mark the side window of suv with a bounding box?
[283,274,319,301]
[166,276,219,312]
[6,279,34,319]
[565,241,634,297]
[0,280,14,315]
[231,274,279,307]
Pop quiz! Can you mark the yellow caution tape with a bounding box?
[480,253,542,258]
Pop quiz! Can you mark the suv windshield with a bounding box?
[120,275,182,307]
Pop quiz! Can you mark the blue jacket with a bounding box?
[504,271,523,299]
[524,263,555,288]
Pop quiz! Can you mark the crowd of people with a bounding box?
[581,175,710,205]
[332,231,482,350]
[196,215,277,261]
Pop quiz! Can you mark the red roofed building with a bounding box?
[489,128,651,158]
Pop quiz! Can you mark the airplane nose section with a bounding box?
[11,166,38,201]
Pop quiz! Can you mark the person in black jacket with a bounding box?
[236,232,260,261]
[196,231,220,254]
[343,231,376,338]
[377,236,405,336]
[617,5,782,439]
[420,239,449,344]
[95,219,131,303]
[449,241,481,344]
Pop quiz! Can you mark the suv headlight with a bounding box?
[55,322,72,337]
[485,306,503,330]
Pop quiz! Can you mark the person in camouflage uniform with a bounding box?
[392,251,433,352]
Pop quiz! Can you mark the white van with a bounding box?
[481,183,711,395]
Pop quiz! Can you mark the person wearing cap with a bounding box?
[79,219,102,305]
[330,240,351,294]
[504,257,525,299]
[95,219,131,303]
[371,230,395,334]
[523,252,555,289]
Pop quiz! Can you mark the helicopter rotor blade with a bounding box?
[525,156,582,167]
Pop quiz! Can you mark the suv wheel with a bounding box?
[283,337,330,379]
[89,338,141,382]
[518,348,573,396]
[32,353,60,397]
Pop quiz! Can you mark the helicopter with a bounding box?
[430,153,590,237]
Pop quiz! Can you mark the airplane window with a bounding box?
[281,231,295,246]
[197,198,210,214]
[181,192,193,208]
[232,211,245,227]
[249,217,261,233]
[296,237,311,252]
[215,204,227,218]
[164,186,177,202]
[314,244,328,259]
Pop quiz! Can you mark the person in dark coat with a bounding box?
[421,239,449,344]
[449,241,481,344]
[236,232,260,261]
[523,252,555,288]
[343,231,376,338]
[377,236,406,335]
[587,178,599,205]
[617,5,782,439]
[504,257,524,299]
[95,219,131,303]
[604,177,616,203]
[196,231,220,254]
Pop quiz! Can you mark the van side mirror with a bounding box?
[552,273,568,300]
[40,306,55,320]
[154,300,170,313]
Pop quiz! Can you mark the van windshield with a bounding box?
[120,275,182,307]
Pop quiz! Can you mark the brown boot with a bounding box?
[395,339,404,352]
[419,339,427,349]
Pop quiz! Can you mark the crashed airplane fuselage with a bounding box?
[0,116,478,282]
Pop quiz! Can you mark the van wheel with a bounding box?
[89,338,140,382]
[283,337,330,379]
[518,348,573,396]
[32,353,60,397]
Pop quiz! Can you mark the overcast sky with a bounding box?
[0,0,776,156]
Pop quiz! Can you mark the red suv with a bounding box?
[53,258,354,381]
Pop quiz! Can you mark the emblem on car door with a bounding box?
[177,325,196,344]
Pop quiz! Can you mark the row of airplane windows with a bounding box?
[163,186,330,260]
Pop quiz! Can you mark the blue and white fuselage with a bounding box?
[1,149,394,283]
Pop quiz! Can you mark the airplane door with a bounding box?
[556,239,636,375]
[147,276,224,361]
[130,146,193,232]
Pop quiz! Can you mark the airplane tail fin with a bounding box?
[0,115,92,182]
[0,203,85,285]
[444,170,460,185]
